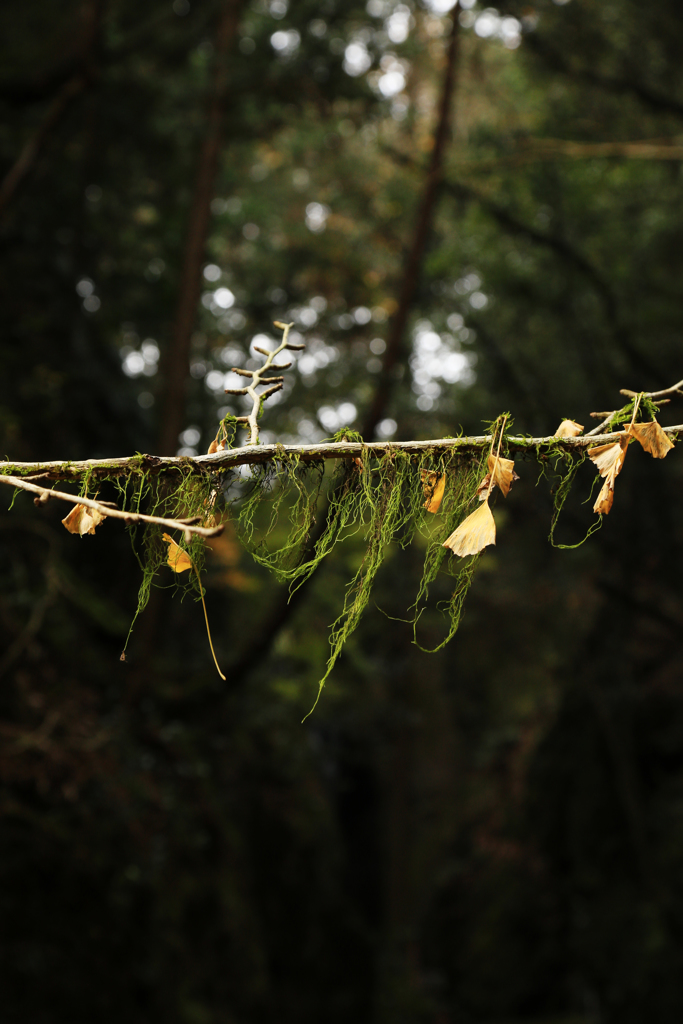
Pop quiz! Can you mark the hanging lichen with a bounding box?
[3,325,680,709]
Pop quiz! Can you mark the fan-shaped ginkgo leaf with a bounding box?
[627,420,674,458]
[587,434,629,477]
[442,499,496,557]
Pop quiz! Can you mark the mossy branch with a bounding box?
[3,426,682,484]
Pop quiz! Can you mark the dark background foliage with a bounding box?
[2,1,683,1021]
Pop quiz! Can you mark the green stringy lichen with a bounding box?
[72,414,615,704]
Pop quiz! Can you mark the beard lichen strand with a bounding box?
[233,455,328,577]
[546,447,604,549]
[411,447,489,652]
[303,451,415,717]
[183,447,499,710]
[120,470,220,655]
[99,423,666,695]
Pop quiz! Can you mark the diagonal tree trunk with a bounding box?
[0,0,105,218]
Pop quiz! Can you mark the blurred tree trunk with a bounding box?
[158,0,245,456]
[374,638,459,1024]
[0,0,104,217]
[129,0,245,687]
[362,6,461,439]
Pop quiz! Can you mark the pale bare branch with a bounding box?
[0,475,224,539]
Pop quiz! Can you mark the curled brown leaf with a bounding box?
[593,474,616,515]
[476,455,519,500]
[163,533,192,573]
[61,504,107,537]
[555,419,584,438]
[421,470,446,513]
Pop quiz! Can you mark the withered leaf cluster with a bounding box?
[588,418,674,515]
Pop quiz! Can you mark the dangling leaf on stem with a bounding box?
[163,532,192,572]
[588,434,629,477]
[161,533,226,680]
[588,434,629,515]
[476,453,518,500]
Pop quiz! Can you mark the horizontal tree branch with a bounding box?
[451,138,683,174]
[3,426,682,484]
[0,475,224,538]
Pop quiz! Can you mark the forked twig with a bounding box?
[221,320,303,446]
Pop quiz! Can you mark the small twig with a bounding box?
[629,393,643,428]
[0,475,224,538]
[223,320,298,445]
[621,379,683,400]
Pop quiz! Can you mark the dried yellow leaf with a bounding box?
[555,419,584,438]
[593,475,615,515]
[587,434,629,478]
[626,420,674,459]
[442,499,496,557]
[421,470,446,513]
[161,535,226,681]
[207,437,227,454]
[476,473,491,501]
[61,503,107,536]
[489,454,518,497]
[163,533,192,573]
[476,455,519,500]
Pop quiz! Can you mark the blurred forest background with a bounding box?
[2,0,683,1021]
